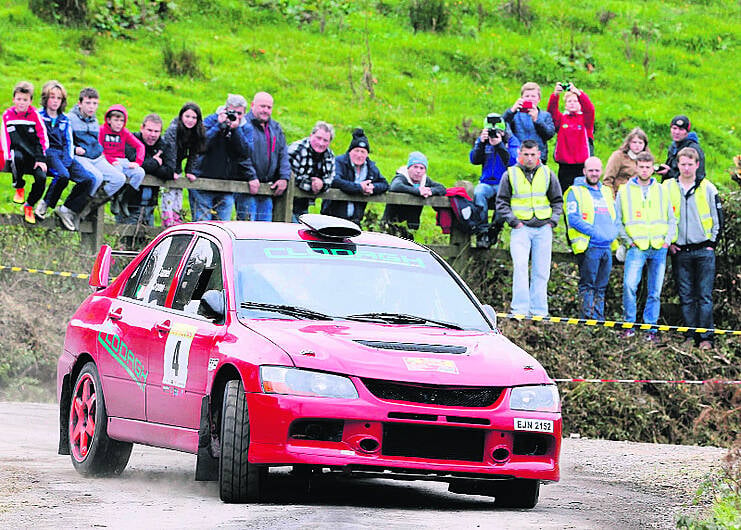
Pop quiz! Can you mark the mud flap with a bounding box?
[195,395,219,481]
[58,375,71,455]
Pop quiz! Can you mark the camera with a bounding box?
[519,100,534,112]
[484,113,506,140]
[559,81,571,91]
[225,109,238,122]
[653,164,661,173]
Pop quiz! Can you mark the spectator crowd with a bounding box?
[1,79,724,348]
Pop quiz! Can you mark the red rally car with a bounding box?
[57,214,561,508]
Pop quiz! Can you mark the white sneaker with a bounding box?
[56,205,77,231]
[34,200,48,220]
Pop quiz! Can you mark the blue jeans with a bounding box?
[235,193,273,221]
[674,248,715,343]
[622,246,667,329]
[189,189,234,221]
[576,246,612,320]
[509,224,552,316]
[473,182,503,231]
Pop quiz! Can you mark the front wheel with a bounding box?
[69,362,132,476]
[219,379,267,503]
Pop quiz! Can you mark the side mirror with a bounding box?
[482,304,498,329]
[89,244,112,290]
[199,290,225,322]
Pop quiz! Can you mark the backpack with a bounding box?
[446,187,487,234]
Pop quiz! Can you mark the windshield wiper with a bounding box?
[240,302,334,321]
[342,312,463,330]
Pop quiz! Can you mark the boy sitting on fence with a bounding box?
[1,81,48,224]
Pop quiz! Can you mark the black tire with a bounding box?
[492,478,540,509]
[68,362,132,476]
[219,379,266,503]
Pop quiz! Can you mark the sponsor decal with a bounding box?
[97,332,148,391]
[208,358,219,371]
[403,357,459,374]
[263,247,426,268]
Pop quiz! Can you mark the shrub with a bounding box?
[29,0,87,26]
[408,0,449,33]
[162,41,202,78]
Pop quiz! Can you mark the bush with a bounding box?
[29,0,87,26]
[162,41,202,78]
[408,0,449,33]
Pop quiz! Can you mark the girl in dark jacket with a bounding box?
[161,102,206,226]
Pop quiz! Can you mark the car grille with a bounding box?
[382,423,485,462]
[354,340,467,354]
[361,378,503,407]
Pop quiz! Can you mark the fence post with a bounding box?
[273,176,295,223]
[80,205,105,253]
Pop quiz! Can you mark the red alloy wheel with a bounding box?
[69,373,97,462]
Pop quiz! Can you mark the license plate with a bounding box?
[514,418,554,433]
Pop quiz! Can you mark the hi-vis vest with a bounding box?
[619,181,670,250]
[565,185,617,254]
[507,166,552,221]
[663,179,713,242]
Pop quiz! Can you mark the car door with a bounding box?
[99,234,193,421]
[146,236,225,429]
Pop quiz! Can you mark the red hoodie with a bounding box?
[98,104,144,165]
[547,91,595,165]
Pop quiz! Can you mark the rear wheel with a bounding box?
[69,362,132,476]
[492,478,540,508]
[219,379,267,503]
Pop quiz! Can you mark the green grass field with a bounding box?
[0,0,738,196]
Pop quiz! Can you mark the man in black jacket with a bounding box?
[321,128,388,224]
[656,115,705,182]
[236,91,291,221]
[120,114,175,225]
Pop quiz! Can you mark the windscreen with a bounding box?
[234,240,490,331]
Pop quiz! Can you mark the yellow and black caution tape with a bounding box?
[1,263,739,336]
[497,312,741,336]
[0,264,90,280]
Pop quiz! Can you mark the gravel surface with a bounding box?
[0,402,726,529]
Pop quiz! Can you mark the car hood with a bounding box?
[241,319,551,387]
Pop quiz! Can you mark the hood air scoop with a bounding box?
[354,340,467,355]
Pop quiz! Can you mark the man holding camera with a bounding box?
[502,82,555,165]
[190,94,255,221]
[470,113,520,248]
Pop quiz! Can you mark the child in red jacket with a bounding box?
[547,83,595,191]
[99,104,145,215]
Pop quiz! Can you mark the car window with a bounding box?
[121,235,193,306]
[171,237,224,316]
[233,240,491,331]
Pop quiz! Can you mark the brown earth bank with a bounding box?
[0,402,725,529]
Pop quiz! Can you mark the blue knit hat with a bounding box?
[407,151,428,169]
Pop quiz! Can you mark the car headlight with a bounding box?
[509,385,560,412]
[260,366,359,399]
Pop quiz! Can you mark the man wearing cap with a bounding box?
[495,139,563,317]
[383,151,446,230]
[656,115,705,182]
[665,147,722,350]
[321,128,389,224]
[470,116,520,248]
[236,91,291,221]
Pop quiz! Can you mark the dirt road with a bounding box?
[0,402,725,529]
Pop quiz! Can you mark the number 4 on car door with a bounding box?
[163,323,198,388]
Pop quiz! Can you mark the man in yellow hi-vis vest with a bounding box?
[496,139,563,316]
[564,157,618,320]
[614,151,677,342]
[666,147,721,350]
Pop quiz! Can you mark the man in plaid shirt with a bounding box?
[288,121,335,221]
